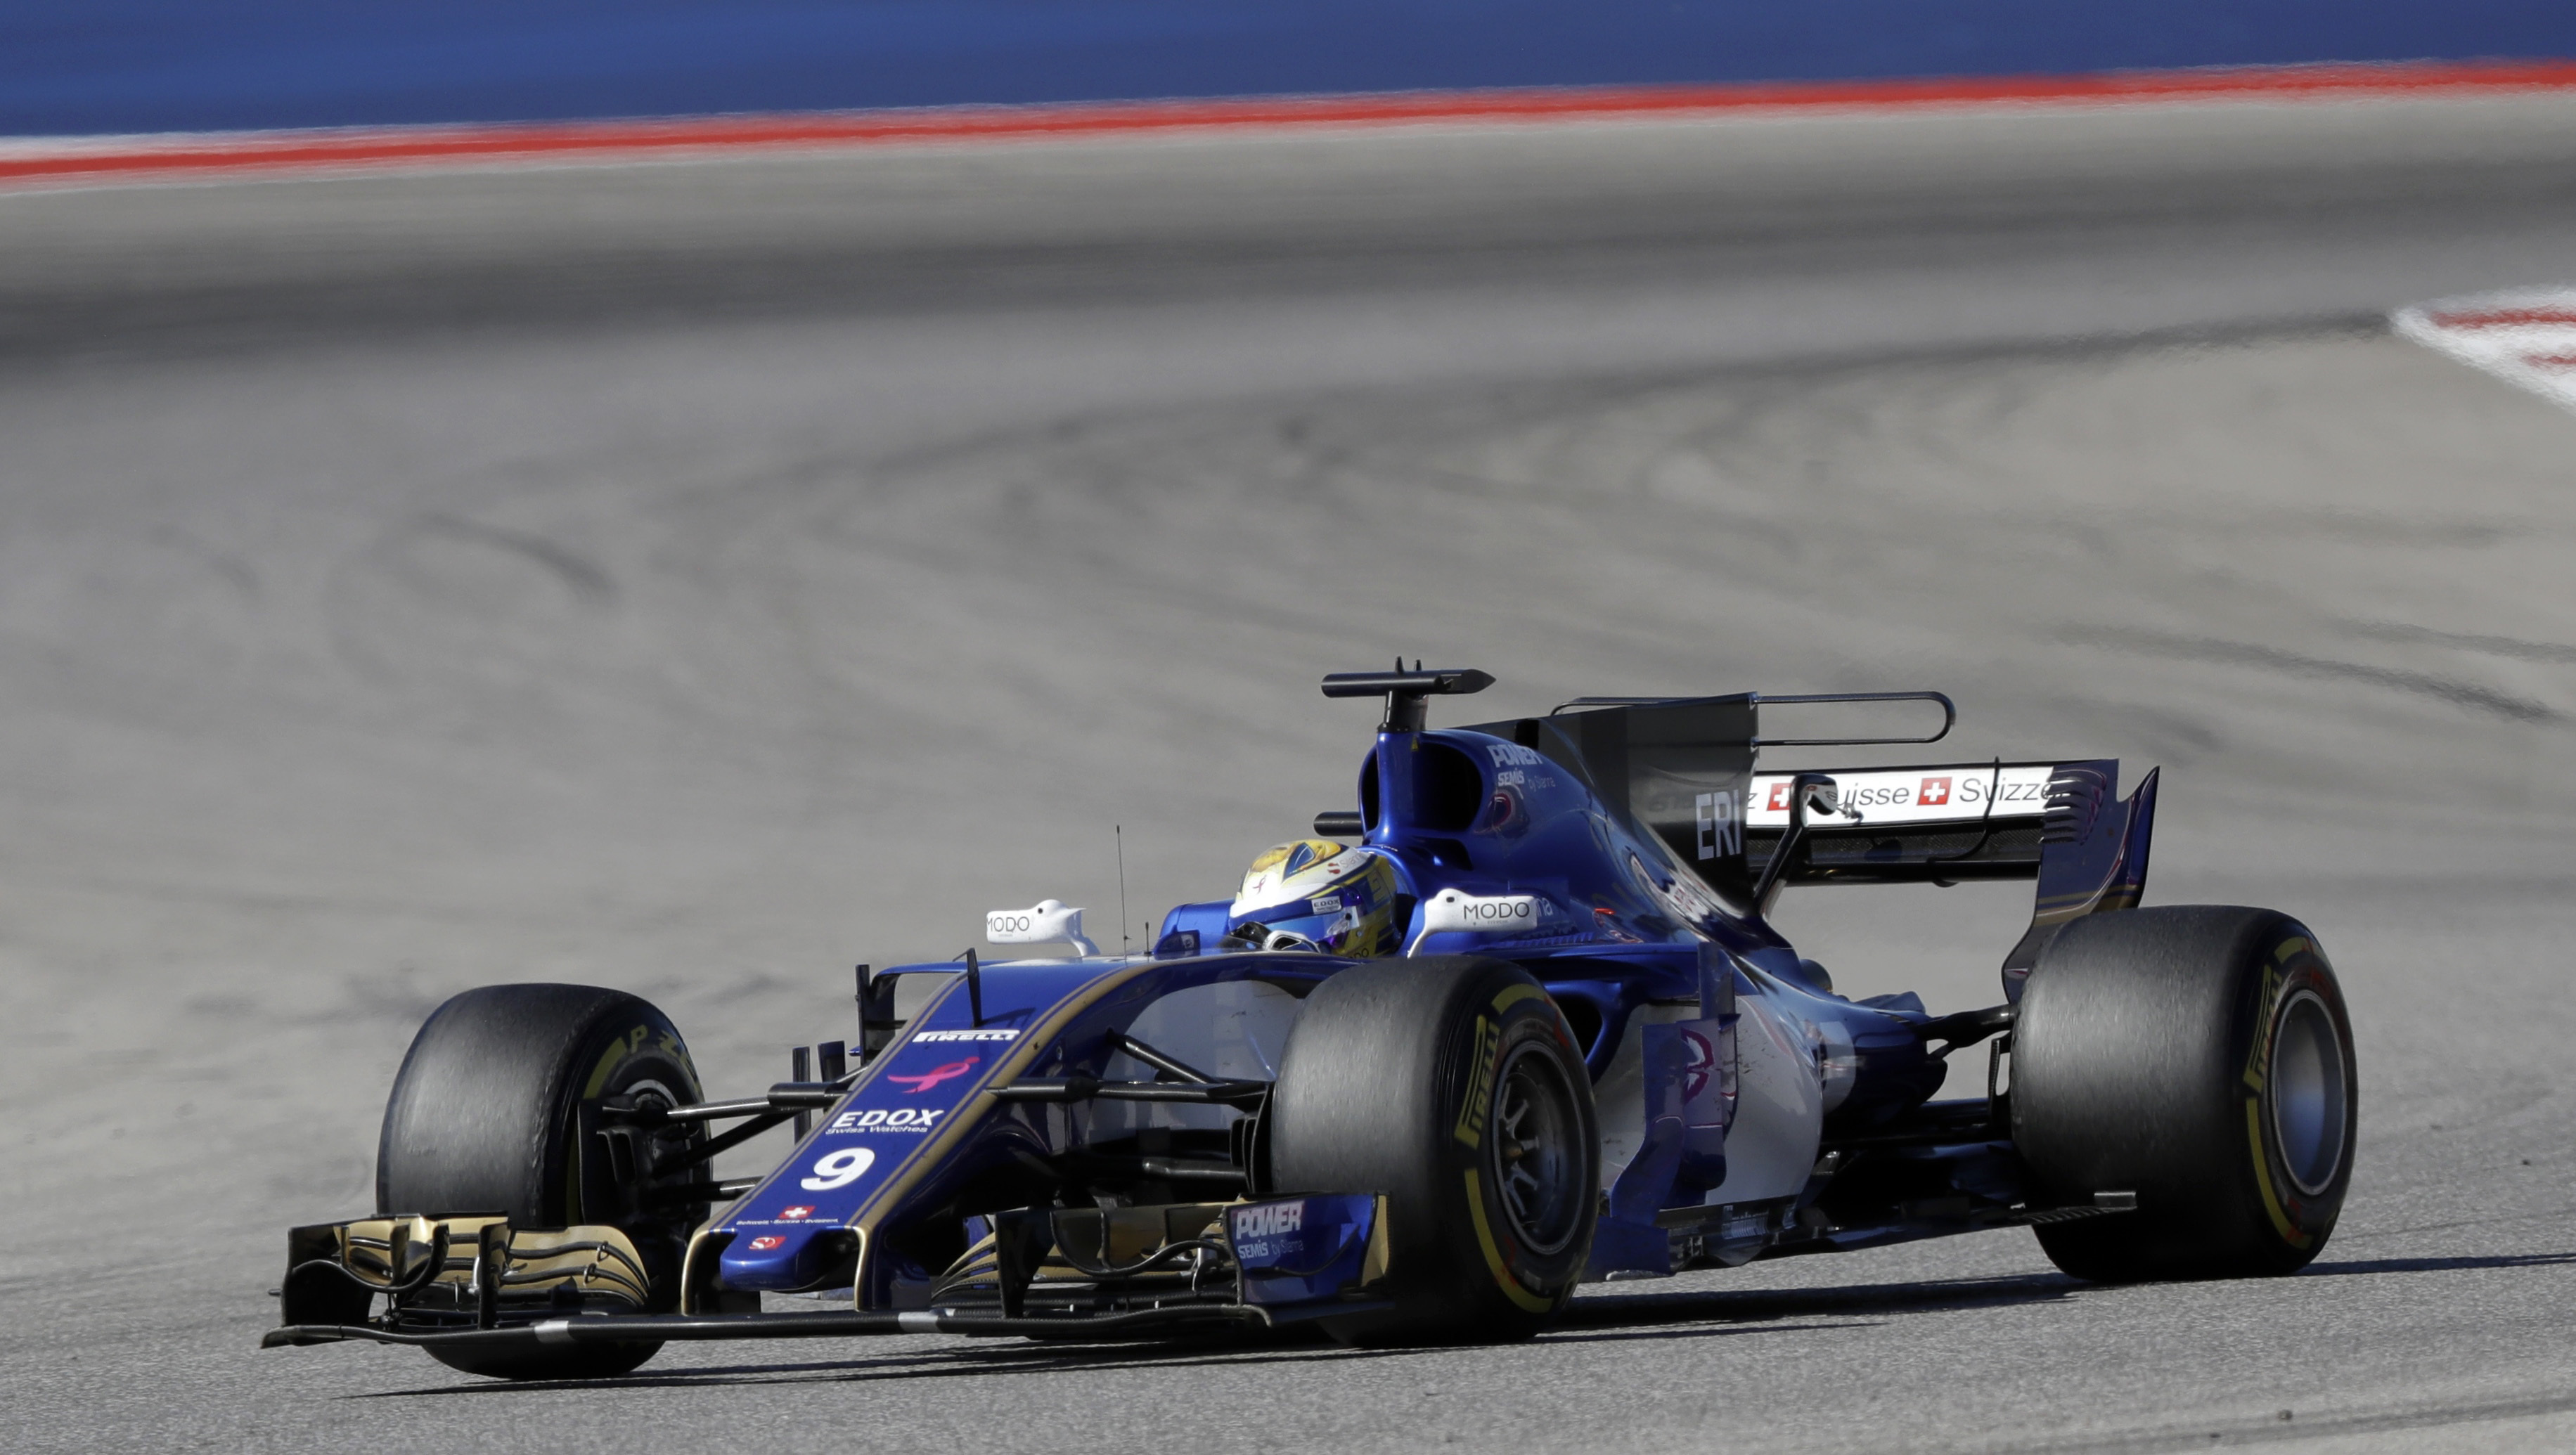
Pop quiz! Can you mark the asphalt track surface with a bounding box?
[7,95,2576,1453]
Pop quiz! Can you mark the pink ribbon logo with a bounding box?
[887,1057,979,1094]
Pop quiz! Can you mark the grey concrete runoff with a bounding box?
[6,93,2576,1452]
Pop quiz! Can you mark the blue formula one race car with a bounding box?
[266,669,2358,1378]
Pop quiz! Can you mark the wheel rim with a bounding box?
[2269,989,2349,1197]
[1490,1042,1583,1255]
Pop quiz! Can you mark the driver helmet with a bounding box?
[1226,839,1400,955]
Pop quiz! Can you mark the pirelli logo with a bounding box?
[1453,1015,1500,1149]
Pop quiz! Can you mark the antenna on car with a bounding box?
[1321,664,1495,732]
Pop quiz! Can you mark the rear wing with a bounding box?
[1465,694,2156,1001]
[1746,759,2158,998]
[1748,761,2079,885]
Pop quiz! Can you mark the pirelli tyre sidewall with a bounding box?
[1268,955,1599,1343]
[2014,906,2356,1281]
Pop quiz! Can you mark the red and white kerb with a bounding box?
[2394,289,2576,418]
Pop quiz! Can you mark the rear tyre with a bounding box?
[2013,907,2356,1282]
[1268,956,1598,1343]
[377,983,706,1378]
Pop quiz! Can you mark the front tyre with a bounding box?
[377,983,706,1378]
[1268,956,1599,1343]
[2013,907,2356,1281]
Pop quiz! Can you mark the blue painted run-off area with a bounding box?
[6,1,2574,137]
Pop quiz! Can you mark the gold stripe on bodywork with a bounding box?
[1360,1196,1393,1287]
[680,1228,732,1314]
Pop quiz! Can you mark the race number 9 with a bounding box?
[799,1146,875,1191]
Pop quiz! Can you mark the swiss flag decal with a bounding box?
[1919,777,1952,807]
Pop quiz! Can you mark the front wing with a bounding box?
[265,1194,1389,1353]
